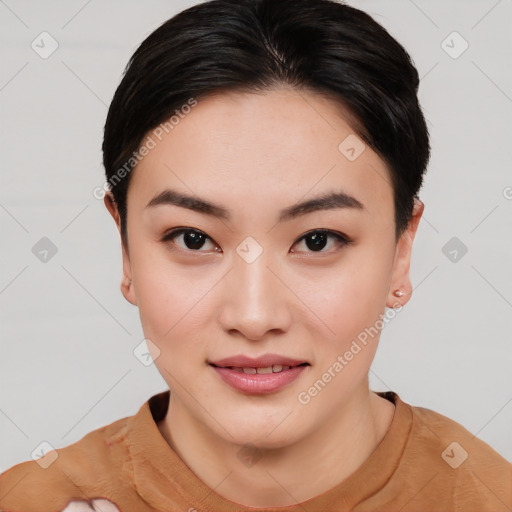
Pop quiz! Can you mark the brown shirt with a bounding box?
[0,390,510,512]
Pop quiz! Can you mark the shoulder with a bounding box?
[397,397,511,510]
[0,415,132,511]
[409,401,509,467]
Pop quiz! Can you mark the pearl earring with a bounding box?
[393,289,404,297]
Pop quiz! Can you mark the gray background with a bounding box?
[1,0,511,474]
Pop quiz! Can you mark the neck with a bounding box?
[157,383,395,508]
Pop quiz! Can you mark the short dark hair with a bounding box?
[102,0,430,249]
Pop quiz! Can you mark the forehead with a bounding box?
[128,87,394,222]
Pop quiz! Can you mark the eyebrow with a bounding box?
[145,188,364,223]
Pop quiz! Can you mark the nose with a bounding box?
[217,247,293,341]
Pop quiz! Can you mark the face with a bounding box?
[105,87,423,448]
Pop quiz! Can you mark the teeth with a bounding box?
[256,366,273,374]
[228,365,293,374]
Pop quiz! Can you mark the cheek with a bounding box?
[304,248,393,354]
[131,246,218,350]
[135,272,211,378]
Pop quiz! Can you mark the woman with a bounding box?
[1,0,510,510]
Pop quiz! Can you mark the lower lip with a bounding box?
[210,364,308,394]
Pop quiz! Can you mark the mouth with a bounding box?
[208,355,310,394]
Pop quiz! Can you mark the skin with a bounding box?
[104,86,424,507]
[61,499,120,512]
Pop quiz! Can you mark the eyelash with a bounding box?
[160,227,352,255]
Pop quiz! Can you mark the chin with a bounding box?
[212,411,304,451]
[232,432,296,452]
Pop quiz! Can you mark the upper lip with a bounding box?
[209,353,309,368]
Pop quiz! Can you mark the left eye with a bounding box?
[291,229,350,253]
[161,228,350,254]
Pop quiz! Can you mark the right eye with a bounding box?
[161,227,221,253]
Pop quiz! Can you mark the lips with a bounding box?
[209,354,310,394]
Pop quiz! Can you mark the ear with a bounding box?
[104,191,137,306]
[386,197,424,308]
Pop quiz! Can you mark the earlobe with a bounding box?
[387,287,409,309]
[120,274,137,306]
